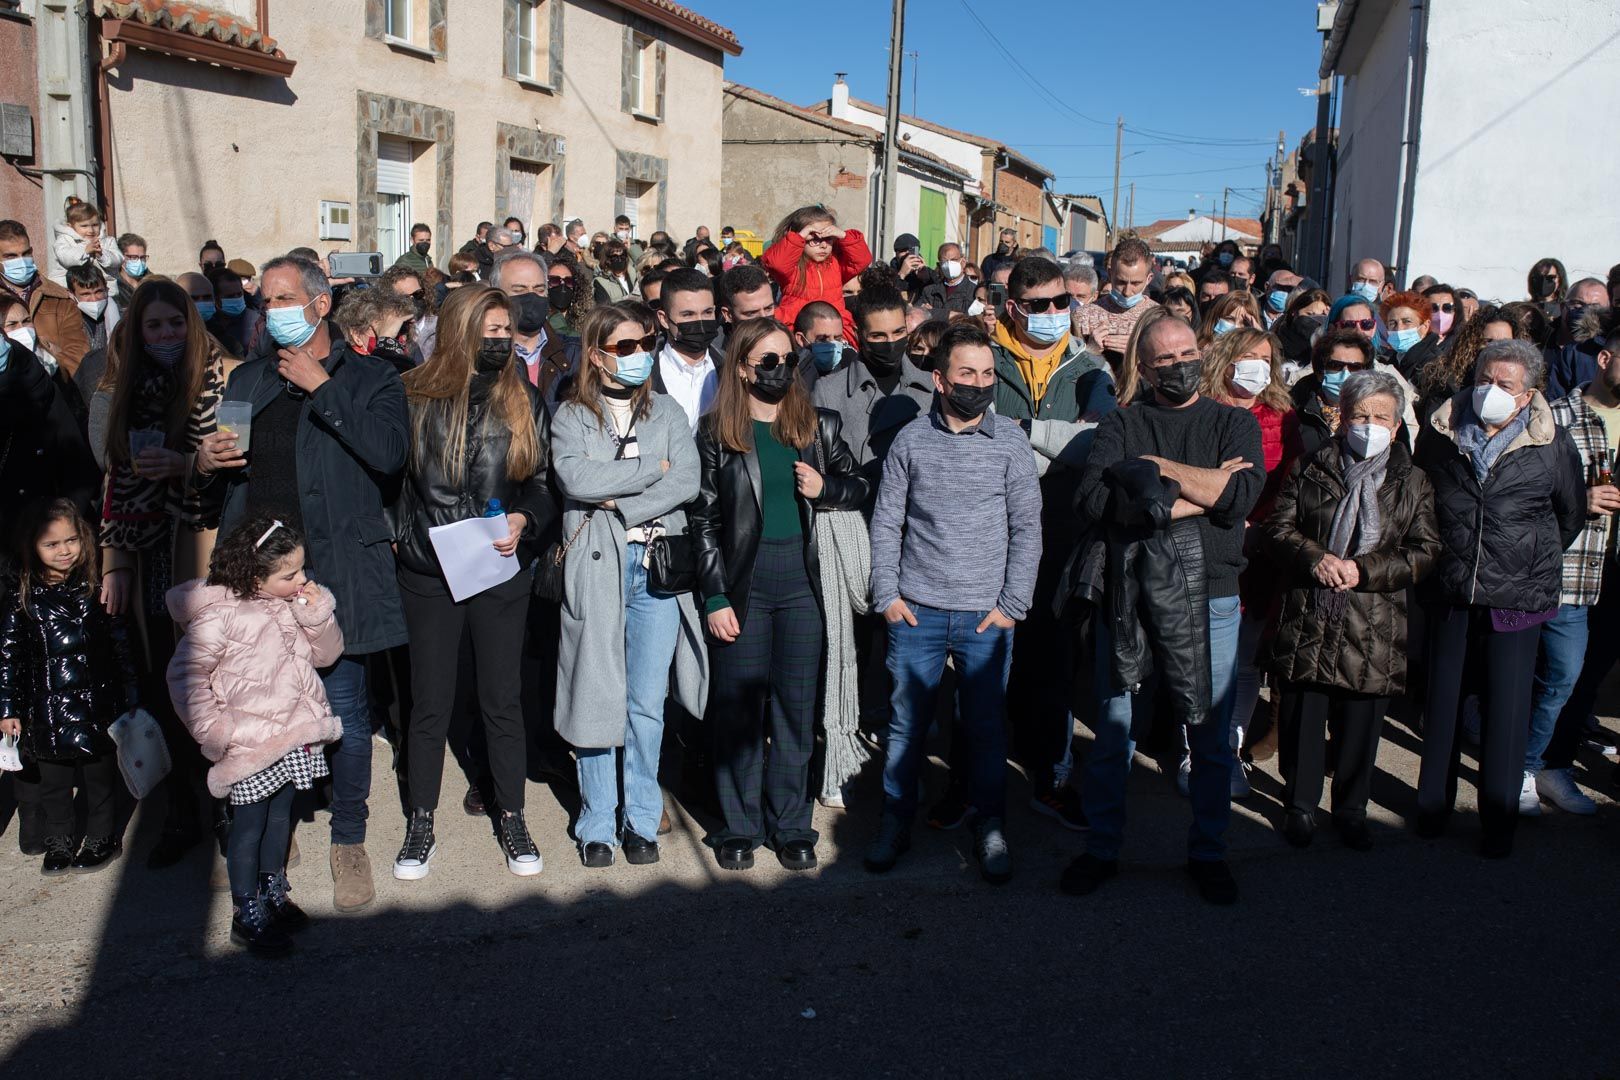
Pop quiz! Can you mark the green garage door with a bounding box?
[918,187,946,262]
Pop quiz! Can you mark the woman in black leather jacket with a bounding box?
[392,285,555,881]
[692,318,868,872]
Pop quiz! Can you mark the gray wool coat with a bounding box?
[551,392,705,749]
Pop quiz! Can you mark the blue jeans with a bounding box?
[882,604,1013,822]
[575,544,680,846]
[1084,595,1241,862]
[1526,603,1588,772]
[322,654,373,845]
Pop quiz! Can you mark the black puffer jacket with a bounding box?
[691,410,869,628]
[1264,439,1441,696]
[393,373,558,578]
[0,579,137,762]
[1414,391,1584,611]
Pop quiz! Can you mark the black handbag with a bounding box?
[646,531,695,594]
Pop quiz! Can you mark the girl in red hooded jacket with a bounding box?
[760,206,872,344]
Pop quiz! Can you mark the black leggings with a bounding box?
[227,783,293,897]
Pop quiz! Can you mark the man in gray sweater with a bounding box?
[864,321,1043,884]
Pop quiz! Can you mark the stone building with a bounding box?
[1,0,739,276]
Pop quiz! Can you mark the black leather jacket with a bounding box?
[0,579,138,762]
[393,374,559,578]
[691,409,869,627]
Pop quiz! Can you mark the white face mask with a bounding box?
[1344,421,1393,458]
[5,326,37,353]
[615,229,631,241]
[78,298,108,320]
[1228,358,1271,398]
[967,299,986,317]
[941,259,963,281]
[1472,383,1520,426]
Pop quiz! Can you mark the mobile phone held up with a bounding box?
[328,252,384,278]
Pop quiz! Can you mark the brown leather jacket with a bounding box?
[1262,438,1441,697]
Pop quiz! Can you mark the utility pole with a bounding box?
[1109,115,1123,246]
[879,0,906,257]
[1220,186,1230,240]
[1272,129,1286,244]
[907,50,919,115]
[1127,182,1134,231]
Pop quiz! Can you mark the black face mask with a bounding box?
[1531,273,1559,300]
[1278,313,1323,361]
[606,255,629,273]
[672,317,721,352]
[862,339,907,375]
[476,337,513,374]
[1150,360,1202,405]
[749,363,796,402]
[512,291,550,334]
[413,240,431,256]
[548,284,575,312]
[942,379,995,420]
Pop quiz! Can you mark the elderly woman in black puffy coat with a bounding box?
[1265,370,1441,851]
[1413,339,1584,857]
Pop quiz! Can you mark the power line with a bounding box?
[1055,164,1266,180]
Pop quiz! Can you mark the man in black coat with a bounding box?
[195,255,408,913]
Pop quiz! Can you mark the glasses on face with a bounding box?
[1324,359,1369,374]
[1433,302,1455,313]
[601,332,659,358]
[750,352,799,371]
[1016,293,1073,314]
[1335,318,1376,332]
[547,276,572,289]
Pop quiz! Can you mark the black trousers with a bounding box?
[1005,569,1072,787]
[1277,684,1388,823]
[1421,603,1540,839]
[710,538,822,849]
[37,754,119,838]
[399,566,532,814]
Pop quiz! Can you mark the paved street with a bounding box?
[2,717,1617,1079]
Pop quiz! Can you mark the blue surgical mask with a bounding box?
[0,333,8,372]
[221,297,247,317]
[1266,290,1288,313]
[1350,281,1379,304]
[1023,309,1069,344]
[809,339,844,373]
[1213,319,1236,337]
[1388,327,1421,354]
[266,299,319,347]
[614,350,655,387]
[1319,368,1348,403]
[1218,252,1234,267]
[124,258,147,277]
[2,256,37,285]
[145,339,186,367]
[1110,288,1143,309]
[195,301,216,322]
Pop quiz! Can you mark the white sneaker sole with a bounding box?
[1519,798,1542,816]
[393,844,435,880]
[507,854,543,876]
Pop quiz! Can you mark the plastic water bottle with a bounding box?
[483,498,504,518]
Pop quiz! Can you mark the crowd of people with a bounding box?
[2,192,1618,954]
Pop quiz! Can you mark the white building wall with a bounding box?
[836,99,985,190]
[1404,0,1620,299]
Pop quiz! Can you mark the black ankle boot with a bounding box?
[17,803,46,856]
[231,892,293,955]
[258,870,310,932]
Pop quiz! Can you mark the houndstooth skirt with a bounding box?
[229,744,330,805]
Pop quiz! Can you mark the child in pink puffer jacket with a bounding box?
[167,513,343,956]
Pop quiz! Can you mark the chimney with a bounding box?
[832,73,849,119]
[1187,208,1197,220]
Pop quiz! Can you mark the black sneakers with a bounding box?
[70,836,121,873]
[1186,859,1238,905]
[1058,853,1117,896]
[393,809,436,880]
[499,811,543,876]
[41,835,74,876]
[1030,784,1089,831]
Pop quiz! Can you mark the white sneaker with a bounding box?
[1536,767,1598,815]
[1518,771,1541,816]
[1175,754,1191,797]
[1230,759,1253,799]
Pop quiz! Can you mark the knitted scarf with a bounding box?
[1313,444,1389,622]
[815,507,872,799]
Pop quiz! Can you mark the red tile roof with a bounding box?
[609,0,741,55]
[92,0,284,56]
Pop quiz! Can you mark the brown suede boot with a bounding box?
[330,842,375,913]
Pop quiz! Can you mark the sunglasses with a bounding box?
[1334,318,1376,331]
[546,276,573,289]
[1324,359,1369,374]
[600,332,659,358]
[750,352,799,371]
[1016,294,1073,314]
[1432,302,1454,313]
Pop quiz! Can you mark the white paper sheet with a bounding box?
[428,515,520,602]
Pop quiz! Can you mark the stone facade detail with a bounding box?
[355,91,455,257]
[494,121,566,225]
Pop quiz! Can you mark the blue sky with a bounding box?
[704,0,1325,229]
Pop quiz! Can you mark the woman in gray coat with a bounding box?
[552,302,702,868]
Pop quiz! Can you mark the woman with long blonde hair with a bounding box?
[691,318,869,872]
[550,302,702,868]
[391,285,554,882]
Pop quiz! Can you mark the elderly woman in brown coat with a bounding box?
[1263,369,1441,851]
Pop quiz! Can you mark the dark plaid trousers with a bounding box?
[710,537,823,849]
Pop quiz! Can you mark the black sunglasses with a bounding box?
[546,276,573,289]
[751,352,799,371]
[601,332,659,358]
[1334,318,1376,332]
[1323,359,1370,374]
[1016,293,1073,314]
[1433,302,1455,313]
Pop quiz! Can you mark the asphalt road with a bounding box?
[2,719,1617,1079]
